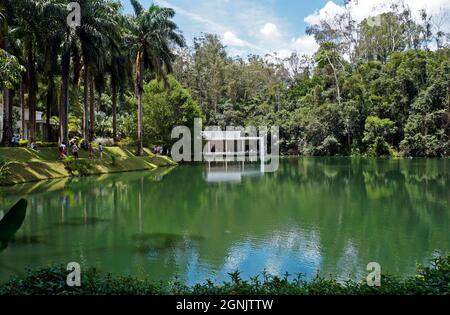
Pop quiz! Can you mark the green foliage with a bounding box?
[363,116,397,157]
[62,156,90,177]
[1,0,449,158]
[0,157,17,184]
[35,142,58,148]
[19,140,28,147]
[110,155,117,166]
[170,6,449,158]
[0,254,448,295]
[400,60,450,157]
[116,137,137,148]
[140,75,204,145]
[0,48,24,89]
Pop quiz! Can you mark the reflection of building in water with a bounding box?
[204,162,263,183]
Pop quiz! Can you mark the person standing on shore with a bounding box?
[98,143,103,159]
[59,142,67,160]
[72,143,79,160]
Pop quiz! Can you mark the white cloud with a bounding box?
[305,0,450,28]
[260,23,280,38]
[155,0,321,58]
[290,35,320,56]
[223,31,246,47]
[304,1,345,26]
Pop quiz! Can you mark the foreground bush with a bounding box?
[0,254,448,295]
[62,156,91,176]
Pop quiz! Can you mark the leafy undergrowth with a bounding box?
[0,254,448,295]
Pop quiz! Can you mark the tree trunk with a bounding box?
[136,56,144,156]
[83,66,89,142]
[20,78,25,140]
[327,55,341,107]
[347,122,351,153]
[60,46,70,144]
[27,40,37,141]
[89,74,95,142]
[112,80,117,142]
[46,74,54,141]
[1,89,12,146]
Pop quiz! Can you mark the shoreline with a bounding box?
[1,254,448,295]
[0,147,177,187]
[2,148,449,187]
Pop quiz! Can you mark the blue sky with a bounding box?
[120,0,344,57]
[121,0,450,58]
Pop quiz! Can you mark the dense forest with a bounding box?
[1,1,449,157]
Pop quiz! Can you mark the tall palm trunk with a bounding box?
[1,89,12,146]
[27,39,37,141]
[1,19,12,146]
[83,66,89,142]
[89,75,95,142]
[46,74,54,141]
[20,78,25,140]
[60,45,70,144]
[136,52,144,156]
[112,79,117,142]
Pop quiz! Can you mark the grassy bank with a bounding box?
[0,255,448,295]
[0,147,176,186]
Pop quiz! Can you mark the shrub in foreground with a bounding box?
[0,255,448,295]
[62,156,91,176]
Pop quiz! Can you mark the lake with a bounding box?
[0,157,449,284]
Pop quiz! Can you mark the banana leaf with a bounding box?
[0,199,28,251]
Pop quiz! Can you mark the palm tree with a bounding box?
[13,0,63,142]
[37,3,66,142]
[108,39,132,142]
[0,0,12,146]
[58,0,120,144]
[78,0,121,142]
[126,0,184,155]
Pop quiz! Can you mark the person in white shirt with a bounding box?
[98,143,103,159]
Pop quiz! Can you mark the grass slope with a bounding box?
[0,147,176,186]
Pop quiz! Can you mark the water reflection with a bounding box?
[204,162,262,183]
[0,158,449,284]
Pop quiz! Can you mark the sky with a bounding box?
[121,0,450,58]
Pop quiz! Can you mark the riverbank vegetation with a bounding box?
[0,254,448,295]
[1,1,449,159]
[172,13,450,157]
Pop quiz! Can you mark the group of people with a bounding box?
[152,145,164,155]
[58,140,103,160]
[10,135,20,147]
[8,135,36,150]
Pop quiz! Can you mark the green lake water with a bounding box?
[0,158,449,284]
